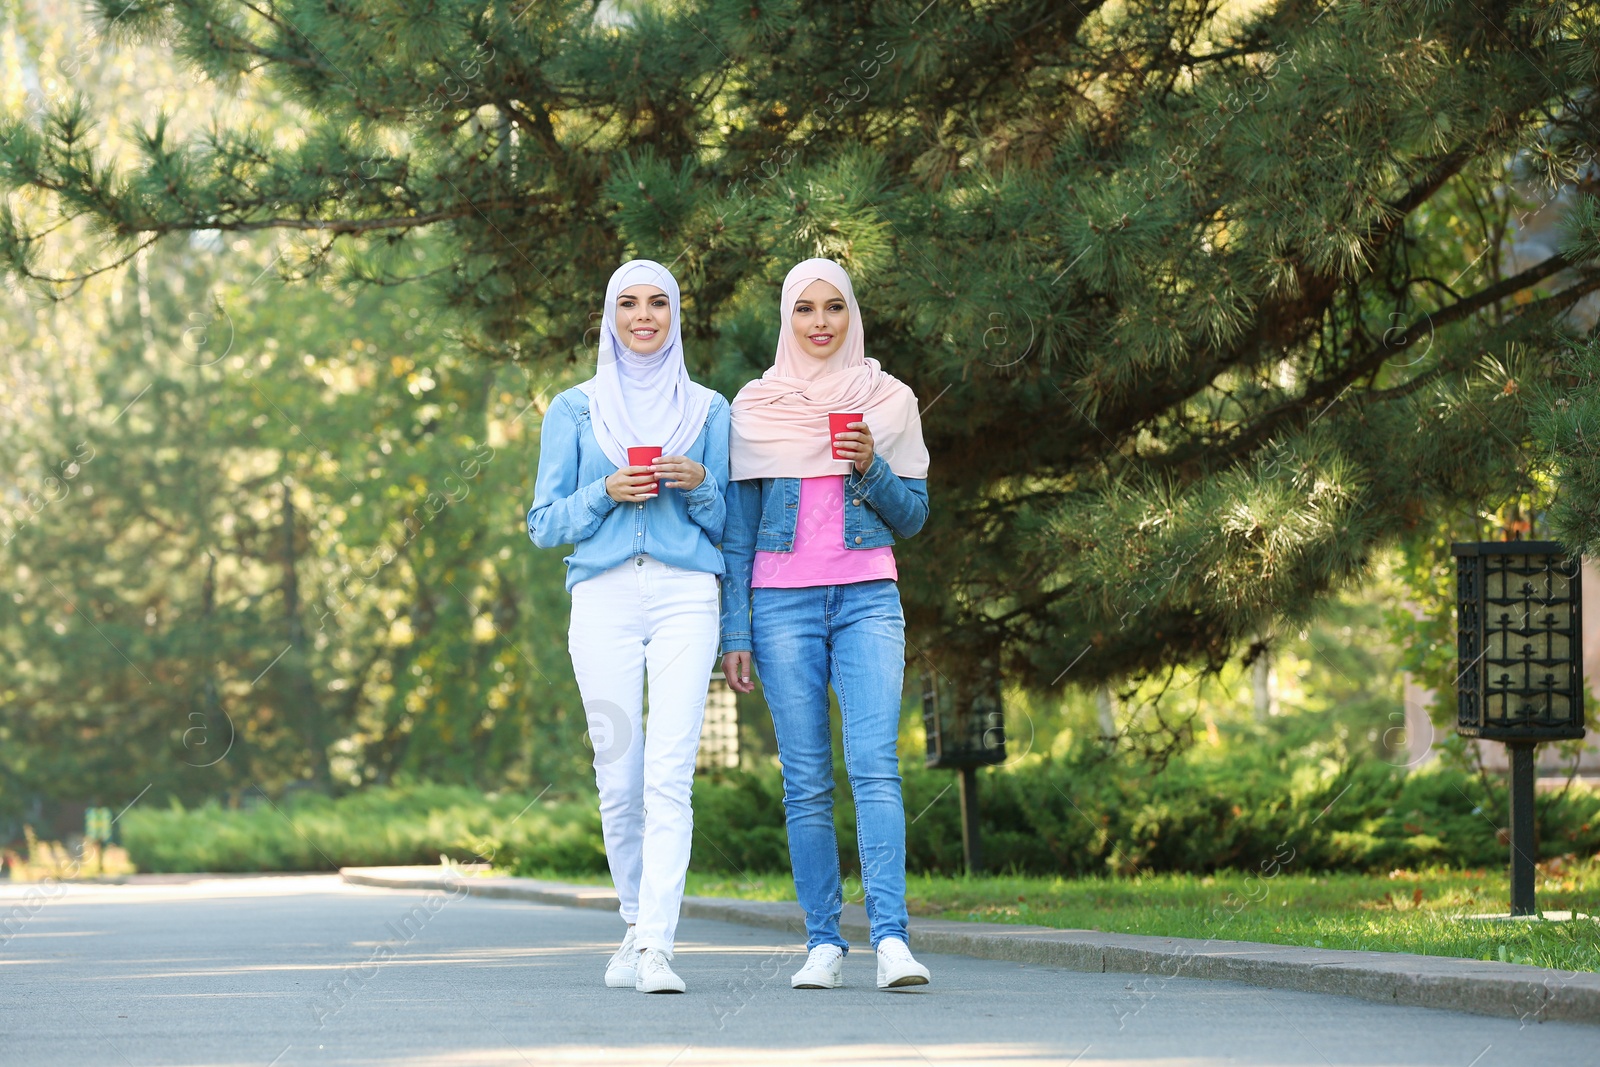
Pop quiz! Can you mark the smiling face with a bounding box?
[615,284,672,355]
[789,279,850,363]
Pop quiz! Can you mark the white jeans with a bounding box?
[567,555,720,956]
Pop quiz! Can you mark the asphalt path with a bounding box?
[1,874,1593,1066]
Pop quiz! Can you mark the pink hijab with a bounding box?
[730,259,929,481]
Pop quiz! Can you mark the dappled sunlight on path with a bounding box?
[1,874,1592,1066]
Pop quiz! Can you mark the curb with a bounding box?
[340,866,1600,1025]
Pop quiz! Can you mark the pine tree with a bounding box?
[1532,196,1600,555]
[5,0,1599,726]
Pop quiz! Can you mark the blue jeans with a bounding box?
[751,580,909,952]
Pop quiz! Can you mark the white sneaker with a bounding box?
[790,944,845,989]
[634,948,686,994]
[876,938,930,989]
[604,928,638,988]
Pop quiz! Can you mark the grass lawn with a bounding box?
[526,858,1600,973]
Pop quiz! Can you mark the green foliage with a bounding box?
[122,749,1600,878]
[5,0,1599,709]
[1532,334,1600,555]
[929,749,1600,878]
[121,782,605,873]
[0,0,598,817]
[682,764,794,876]
[0,230,598,825]
[853,745,1600,879]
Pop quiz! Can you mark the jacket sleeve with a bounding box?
[847,454,929,538]
[683,396,729,543]
[718,478,762,655]
[527,395,618,549]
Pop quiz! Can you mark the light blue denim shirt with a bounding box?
[527,386,730,590]
[718,456,929,654]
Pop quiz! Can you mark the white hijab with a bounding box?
[578,259,715,467]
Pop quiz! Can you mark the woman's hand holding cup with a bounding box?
[605,465,659,502]
[830,414,874,474]
[609,445,663,503]
[652,455,705,491]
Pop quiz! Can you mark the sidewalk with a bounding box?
[340,865,1600,1025]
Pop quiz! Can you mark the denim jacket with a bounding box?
[719,455,928,654]
[528,386,730,590]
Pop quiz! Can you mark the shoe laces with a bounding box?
[877,939,915,964]
[608,931,636,967]
[638,948,671,975]
[806,944,844,968]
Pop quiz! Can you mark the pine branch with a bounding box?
[1145,251,1583,477]
[11,235,162,290]
[1385,251,1578,343]
[1356,272,1600,410]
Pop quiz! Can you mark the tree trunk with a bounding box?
[1251,639,1279,723]
[1096,685,1118,741]
[281,480,331,788]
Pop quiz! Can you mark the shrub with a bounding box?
[686,764,793,875]
[121,782,603,873]
[120,746,1600,878]
[933,748,1600,877]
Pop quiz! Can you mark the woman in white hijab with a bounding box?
[528,260,729,994]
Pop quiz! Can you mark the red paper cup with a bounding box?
[627,445,663,496]
[829,413,863,461]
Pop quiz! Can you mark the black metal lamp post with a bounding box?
[1453,541,1585,917]
[922,666,1005,873]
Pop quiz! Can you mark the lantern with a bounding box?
[921,670,1006,771]
[1453,541,1586,915]
[921,665,1005,873]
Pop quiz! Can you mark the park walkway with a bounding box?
[1,874,1593,1066]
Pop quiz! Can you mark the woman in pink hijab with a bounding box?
[720,259,934,991]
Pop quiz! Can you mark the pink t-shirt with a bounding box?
[752,476,898,588]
